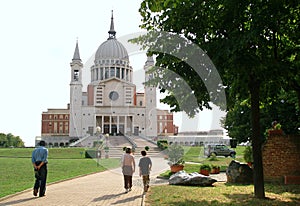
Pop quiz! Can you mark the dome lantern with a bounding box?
[108,10,116,40]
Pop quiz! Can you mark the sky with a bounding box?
[0,0,225,146]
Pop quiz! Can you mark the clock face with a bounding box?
[109,91,119,101]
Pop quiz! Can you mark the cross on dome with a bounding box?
[108,10,116,40]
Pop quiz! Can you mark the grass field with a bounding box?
[0,146,246,198]
[0,148,120,198]
[145,183,300,206]
[0,147,86,159]
[147,146,300,205]
[3,145,297,205]
[157,146,245,177]
[183,146,245,163]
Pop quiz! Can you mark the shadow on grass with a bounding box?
[147,182,300,206]
[156,200,217,206]
[224,193,300,206]
[159,197,299,206]
[225,182,300,195]
[265,183,300,195]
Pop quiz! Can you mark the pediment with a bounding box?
[98,77,135,87]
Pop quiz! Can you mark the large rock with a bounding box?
[226,160,253,184]
[169,170,217,186]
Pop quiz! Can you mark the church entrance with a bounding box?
[134,126,139,135]
[119,124,124,135]
[111,124,117,136]
[104,124,109,134]
[96,115,134,136]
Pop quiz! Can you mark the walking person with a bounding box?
[31,140,48,197]
[121,147,135,193]
[138,150,152,193]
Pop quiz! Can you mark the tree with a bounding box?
[0,133,25,147]
[223,89,300,144]
[137,0,299,198]
[222,99,252,143]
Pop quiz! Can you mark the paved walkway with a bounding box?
[0,157,226,206]
[0,157,170,206]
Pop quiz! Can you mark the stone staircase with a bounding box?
[70,135,163,159]
[101,135,163,159]
[69,135,103,147]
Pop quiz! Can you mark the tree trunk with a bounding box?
[249,76,265,198]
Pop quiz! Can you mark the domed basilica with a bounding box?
[38,12,177,147]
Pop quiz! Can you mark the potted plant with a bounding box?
[211,165,220,174]
[243,146,253,167]
[200,164,212,176]
[267,122,283,136]
[145,146,150,151]
[167,144,185,173]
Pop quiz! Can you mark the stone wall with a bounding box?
[262,135,300,182]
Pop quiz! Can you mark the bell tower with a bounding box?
[69,40,83,138]
[144,55,157,137]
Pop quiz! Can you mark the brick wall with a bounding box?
[262,135,300,182]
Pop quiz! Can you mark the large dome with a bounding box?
[95,38,129,61]
[94,11,129,62]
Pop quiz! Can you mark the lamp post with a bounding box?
[96,126,102,166]
[105,133,109,158]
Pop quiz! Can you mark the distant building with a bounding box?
[157,110,178,136]
[167,129,230,146]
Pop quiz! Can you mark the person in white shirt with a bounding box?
[121,147,135,193]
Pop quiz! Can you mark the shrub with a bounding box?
[167,144,185,165]
[157,139,168,150]
[208,153,218,161]
[93,141,103,147]
[211,164,220,169]
[85,150,96,158]
[200,164,212,172]
[243,146,253,163]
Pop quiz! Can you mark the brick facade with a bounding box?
[157,110,178,136]
[41,109,70,136]
[262,134,300,182]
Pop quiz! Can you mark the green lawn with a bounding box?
[0,147,86,159]
[0,146,248,198]
[183,146,245,163]
[148,146,300,205]
[3,145,293,206]
[178,146,245,173]
[0,148,120,198]
[145,183,300,206]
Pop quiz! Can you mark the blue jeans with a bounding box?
[34,162,47,197]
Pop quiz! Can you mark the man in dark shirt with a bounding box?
[31,140,48,197]
[138,150,152,193]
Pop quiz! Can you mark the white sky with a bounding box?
[0,0,225,146]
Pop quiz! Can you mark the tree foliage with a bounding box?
[223,89,300,144]
[137,0,299,199]
[0,133,25,148]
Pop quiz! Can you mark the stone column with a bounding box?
[124,115,127,135]
[117,116,120,135]
[101,115,104,135]
[109,116,112,134]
